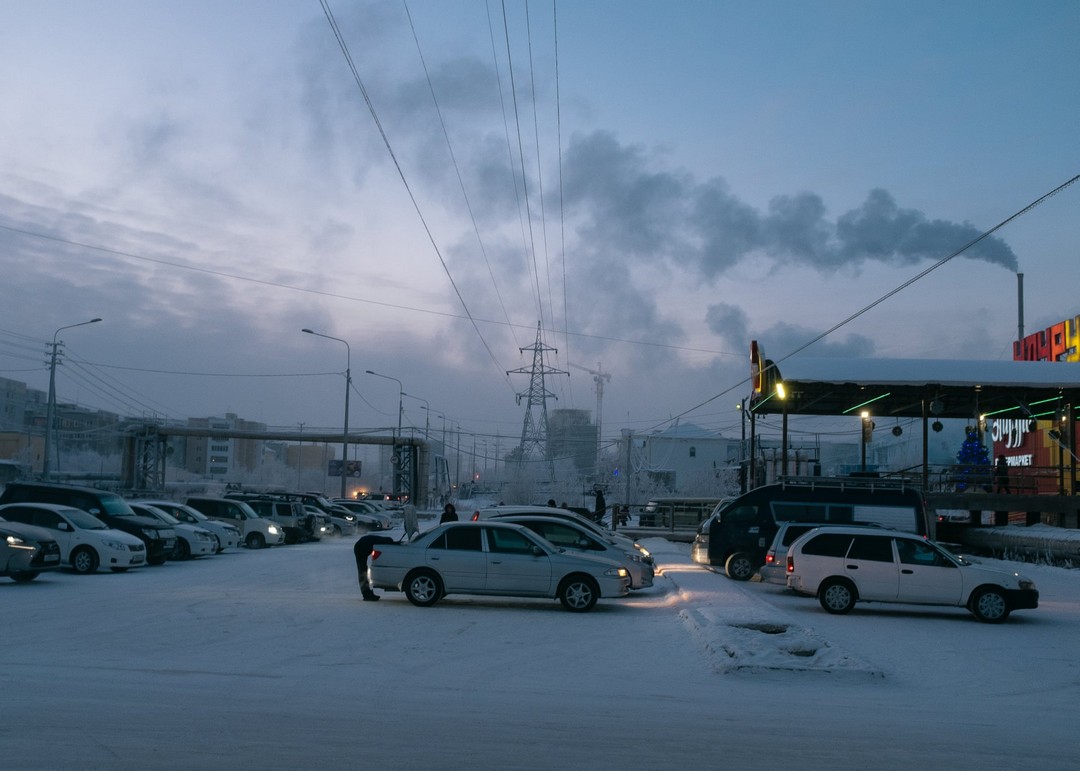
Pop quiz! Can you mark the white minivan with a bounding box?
[785,525,1039,623]
[0,502,146,574]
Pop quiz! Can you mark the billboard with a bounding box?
[328,460,362,478]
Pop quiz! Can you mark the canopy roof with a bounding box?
[750,357,1080,421]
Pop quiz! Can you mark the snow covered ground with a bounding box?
[4,527,1079,770]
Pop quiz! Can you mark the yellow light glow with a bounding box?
[776,382,787,400]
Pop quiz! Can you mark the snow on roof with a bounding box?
[773,357,1080,389]
[753,357,1080,418]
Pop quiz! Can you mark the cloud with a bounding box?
[835,189,1018,271]
[705,302,875,360]
[555,131,1017,280]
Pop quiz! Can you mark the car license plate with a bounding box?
[44,554,60,563]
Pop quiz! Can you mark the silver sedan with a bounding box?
[369,521,630,612]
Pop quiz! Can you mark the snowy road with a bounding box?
[3,532,1078,770]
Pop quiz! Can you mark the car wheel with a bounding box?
[71,546,99,575]
[11,571,39,582]
[970,587,1010,623]
[819,578,857,614]
[173,538,191,560]
[724,552,755,581]
[333,525,343,537]
[558,574,599,612]
[404,569,442,607]
[246,532,266,549]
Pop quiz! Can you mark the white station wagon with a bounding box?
[0,502,146,574]
[786,526,1039,623]
[369,521,630,612]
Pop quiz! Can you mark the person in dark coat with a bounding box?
[594,488,607,524]
[354,533,395,601]
[439,503,458,524]
[995,454,1011,494]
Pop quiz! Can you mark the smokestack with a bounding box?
[1016,272,1024,360]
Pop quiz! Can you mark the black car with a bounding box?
[0,482,176,565]
[0,517,62,581]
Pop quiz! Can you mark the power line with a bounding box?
[319,0,512,396]
[0,223,743,358]
[500,0,545,329]
[402,0,519,370]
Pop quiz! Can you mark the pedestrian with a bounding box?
[547,499,557,507]
[440,502,458,524]
[995,454,1010,494]
[402,502,419,540]
[354,533,394,601]
[594,487,606,524]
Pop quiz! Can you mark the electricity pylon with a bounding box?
[507,322,568,476]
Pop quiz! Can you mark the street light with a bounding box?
[421,405,445,449]
[366,370,404,493]
[402,392,429,440]
[860,411,874,473]
[302,328,351,498]
[44,317,102,480]
[365,370,403,441]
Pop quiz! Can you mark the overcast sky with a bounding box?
[1,0,1077,451]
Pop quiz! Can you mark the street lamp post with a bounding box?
[302,328,351,498]
[403,393,430,440]
[366,370,403,493]
[860,411,872,473]
[44,317,102,480]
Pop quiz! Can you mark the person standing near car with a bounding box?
[594,487,606,524]
[439,502,458,524]
[402,502,419,540]
[354,533,395,601]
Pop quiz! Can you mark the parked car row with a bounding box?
[0,483,373,578]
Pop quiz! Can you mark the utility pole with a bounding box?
[297,422,305,489]
[44,318,101,480]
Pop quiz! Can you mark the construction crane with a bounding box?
[568,361,611,475]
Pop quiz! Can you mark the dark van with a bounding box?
[690,477,929,581]
[0,481,177,565]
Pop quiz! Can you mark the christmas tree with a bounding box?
[954,425,991,491]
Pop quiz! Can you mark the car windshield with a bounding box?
[62,508,108,529]
[167,505,210,523]
[148,508,181,526]
[100,495,138,517]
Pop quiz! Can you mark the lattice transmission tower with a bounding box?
[507,322,567,472]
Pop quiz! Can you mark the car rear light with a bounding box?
[370,550,382,560]
[786,555,794,573]
[471,512,480,521]
[765,554,775,565]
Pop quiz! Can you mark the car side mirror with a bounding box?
[530,544,544,557]
[57,522,71,531]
